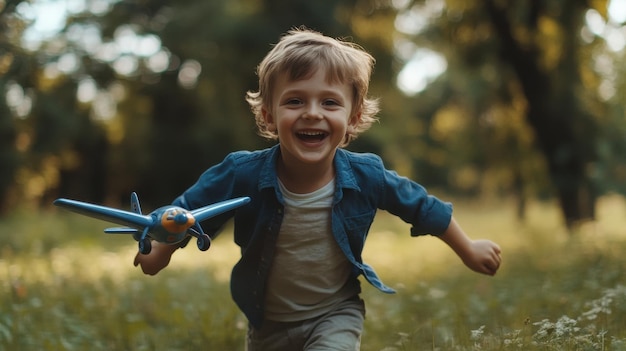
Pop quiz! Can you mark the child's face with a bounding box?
[263,68,358,168]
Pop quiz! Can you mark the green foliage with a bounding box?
[2,0,626,226]
[2,197,626,350]
[390,0,626,224]
[0,0,400,210]
[1,211,246,350]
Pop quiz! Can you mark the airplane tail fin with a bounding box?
[130,192,142,214]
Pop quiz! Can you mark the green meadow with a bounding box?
[2,196,626,350]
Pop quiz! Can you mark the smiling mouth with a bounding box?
[296,131,328,142]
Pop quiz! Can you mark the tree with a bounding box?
[3,0,623,225]
[393,0,623,227]
[1,0,34,213]
[485,0,600,227]
[0,0,398,210]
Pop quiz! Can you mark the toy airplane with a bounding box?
[53,192,250,254]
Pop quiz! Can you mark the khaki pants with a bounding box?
[246,297,365,351]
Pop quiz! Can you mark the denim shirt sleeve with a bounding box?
[172,152,244,238]
[379,165,453,237]
[339,150,452,236]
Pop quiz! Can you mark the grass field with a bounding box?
[2,195,626,350]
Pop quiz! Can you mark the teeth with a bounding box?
[296,130,327,142]
[298,131,326,136]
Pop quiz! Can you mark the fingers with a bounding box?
[494,244,502,255]
[471,242,502,276]
[133,252,154,274]
[485,247,502,275]
[492,250,502,266]
[484,261,498,275]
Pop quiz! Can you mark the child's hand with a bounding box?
[438,219,502,276]
[461,239,502,276]
[133,241,177,275]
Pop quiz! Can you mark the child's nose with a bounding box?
[302,104,323,119]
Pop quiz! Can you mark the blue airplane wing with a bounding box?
[190,197,251,222]
[53,198,153,229]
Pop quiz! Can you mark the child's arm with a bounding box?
[438,218,502,276]
[133,241,179,275]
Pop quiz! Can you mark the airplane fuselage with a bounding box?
[148,206,197,244]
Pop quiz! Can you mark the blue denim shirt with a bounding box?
[173,144,452,328]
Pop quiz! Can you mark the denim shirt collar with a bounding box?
[334,148,361,192]
[258,144,280,191]
[256,144,361,195]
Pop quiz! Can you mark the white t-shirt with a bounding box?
[264,178,360,322]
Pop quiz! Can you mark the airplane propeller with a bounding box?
[174,213,189,225]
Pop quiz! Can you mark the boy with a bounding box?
[134,27,502,350]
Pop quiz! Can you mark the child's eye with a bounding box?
[323,99,340,106]
[285,98,302,105]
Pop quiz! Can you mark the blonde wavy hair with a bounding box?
[245,27,380,147]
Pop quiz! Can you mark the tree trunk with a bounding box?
[485,0,597,228]
[0,103,18,215]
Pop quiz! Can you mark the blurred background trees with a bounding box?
[1,0,625,228]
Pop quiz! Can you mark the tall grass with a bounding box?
[1,195,626,350]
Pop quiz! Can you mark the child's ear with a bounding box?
[347,111,361,134]
[262,106,277,132]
